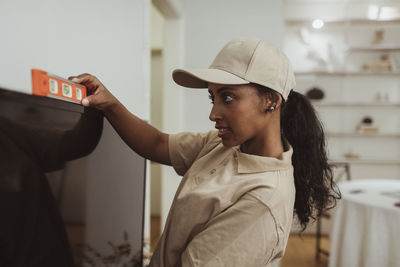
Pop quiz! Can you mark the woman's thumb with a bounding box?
[82,95,95,107]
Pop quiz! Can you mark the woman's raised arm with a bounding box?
[69,73,171,166]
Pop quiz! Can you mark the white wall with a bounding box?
[181,0,285,132]
[150,4,165,217]
[0,0,150,257]
[160,17,185,228]
[151,4,165,51]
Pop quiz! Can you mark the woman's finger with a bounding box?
[68,73,91,83]
[68,73,100,93]
[71,75,94,85]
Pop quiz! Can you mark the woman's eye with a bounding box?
[223,95,233,103]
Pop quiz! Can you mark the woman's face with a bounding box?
[208,83,273,148]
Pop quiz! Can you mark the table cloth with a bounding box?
[329,179,400,267]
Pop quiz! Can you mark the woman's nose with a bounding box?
[209,104,222,122]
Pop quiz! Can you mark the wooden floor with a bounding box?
[281,234,329,267]
[151,216,329,267]
[151,216,162,252]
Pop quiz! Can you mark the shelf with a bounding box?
[311,102,400,107]
[295,71,400,76]
[329,158,400,165]
[347,44,400,52]
[285,19,400,26]
[327,132,400,138]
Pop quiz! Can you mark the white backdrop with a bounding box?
[0,0,150,256]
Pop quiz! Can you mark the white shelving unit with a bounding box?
[295,71,400,76]
[348,45,400,52]
[329,158,400,165]
[326,132,400,138]
[284,16,400,180]
[311,101,400,107]
[285,19,400,27]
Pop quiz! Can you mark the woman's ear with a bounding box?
[264,92,282,112]
[275,94,283,110]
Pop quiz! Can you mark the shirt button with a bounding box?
[210,169,216,174]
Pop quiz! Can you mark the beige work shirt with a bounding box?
[149,131,295,267]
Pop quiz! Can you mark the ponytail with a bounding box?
[281,90,341,230]
[252,84,340,230]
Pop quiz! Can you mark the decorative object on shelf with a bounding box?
[307,49,328,70]
[372,29,384,45]
[375,92,391,103]
[344,150,360,160]
[375,92,383,102]
[362,53,392,72]
[356,116,379,133]
[389,53,400,71]
[305,87,325,100]
[327,43,344,71]
[298,28,331,71]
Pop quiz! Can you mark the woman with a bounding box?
[70,38,340,266]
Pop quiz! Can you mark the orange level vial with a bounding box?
[31,69,87,104]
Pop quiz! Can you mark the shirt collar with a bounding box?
[234,142,293,174]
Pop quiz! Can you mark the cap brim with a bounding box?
[172,68,250,88]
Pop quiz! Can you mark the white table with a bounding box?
[329,179,400,267]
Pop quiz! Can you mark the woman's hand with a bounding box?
[69,73,171,165]
[68,73,118,112]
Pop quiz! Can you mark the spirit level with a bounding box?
[31,69,87,104]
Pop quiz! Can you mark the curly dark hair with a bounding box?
[252,84,341,230]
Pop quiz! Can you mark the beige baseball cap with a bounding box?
[172,38,296,100]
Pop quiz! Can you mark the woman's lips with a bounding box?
[217,127,231,137]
